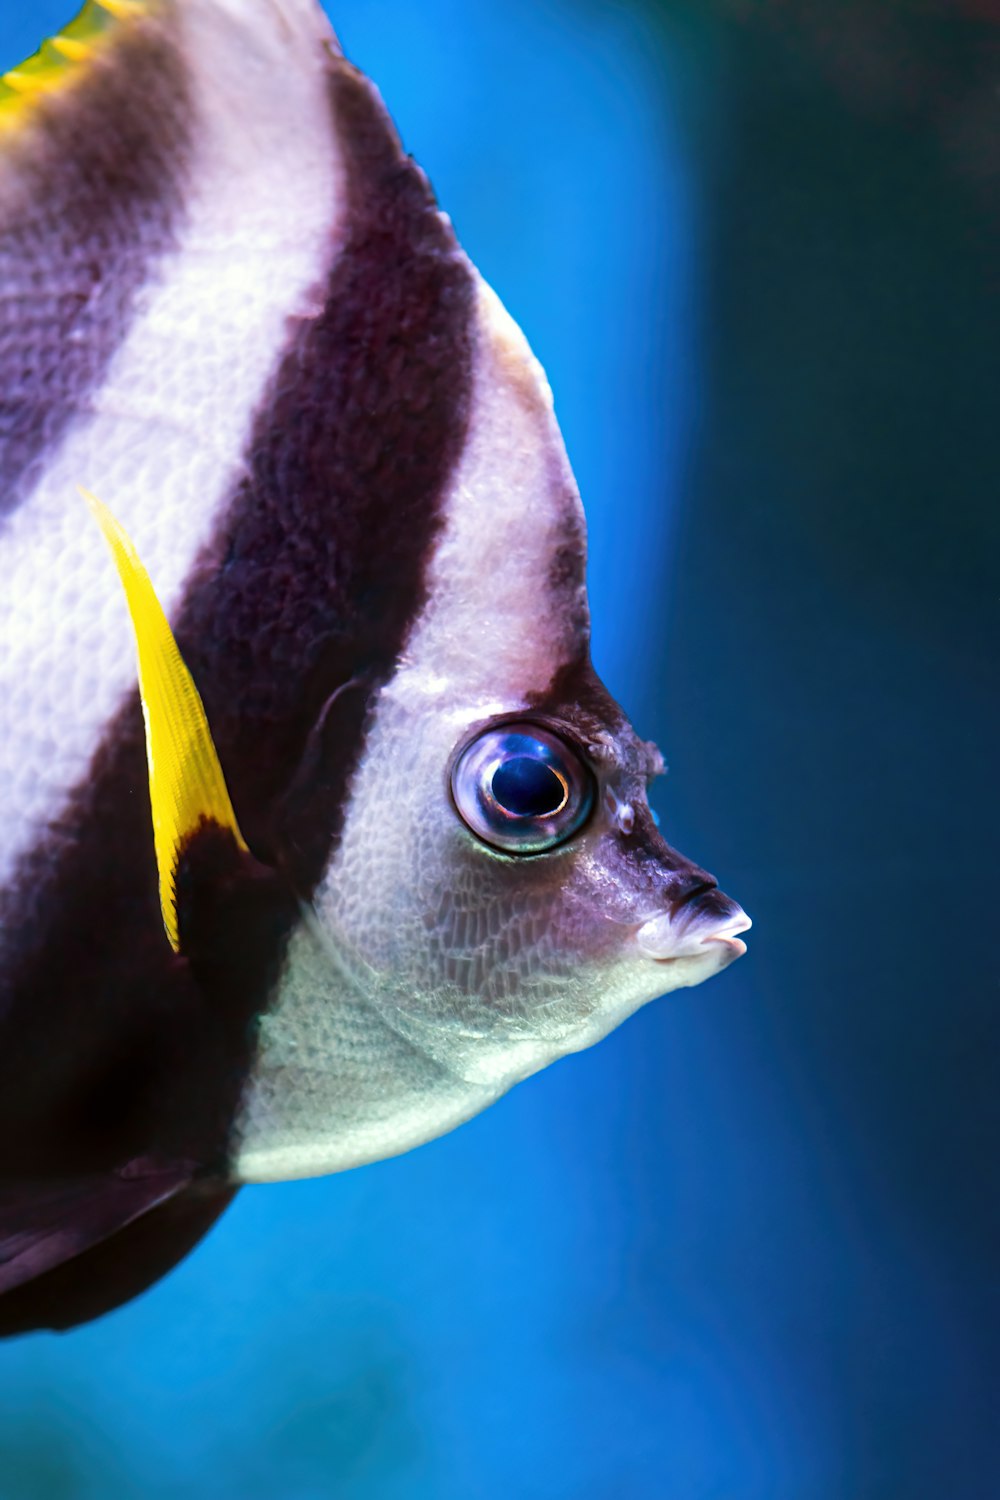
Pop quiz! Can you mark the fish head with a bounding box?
[310,663,748,1093]
[305,281,749,1095]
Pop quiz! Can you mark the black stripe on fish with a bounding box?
[0,53,475,1333]
[176,57,476,891]
[526,655,734,920]
[0,12,192,522]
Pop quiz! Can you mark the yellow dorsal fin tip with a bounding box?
[81,486,247,953]
[49,38,94,63]
[0,1,153,130]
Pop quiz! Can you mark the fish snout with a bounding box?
[636,886,751,968]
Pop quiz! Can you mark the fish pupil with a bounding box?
[491,756,567,818]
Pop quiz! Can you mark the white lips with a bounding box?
[636,907,752,963]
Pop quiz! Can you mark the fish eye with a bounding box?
[451,723,594,854]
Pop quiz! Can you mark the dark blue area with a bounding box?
[491,757,564,818]
[0,3,993,1498]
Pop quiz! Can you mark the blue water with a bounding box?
[0,3,992,1497]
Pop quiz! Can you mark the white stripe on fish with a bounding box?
[0,0,342,899]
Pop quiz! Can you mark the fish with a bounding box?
[0,0,750,1336]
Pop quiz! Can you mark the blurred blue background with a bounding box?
[0,1,995,1496]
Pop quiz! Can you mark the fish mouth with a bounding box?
[699,914,751,962]
[636,904,752,966]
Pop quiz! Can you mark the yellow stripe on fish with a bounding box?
[83,487,247,952]
[0,0,156,134]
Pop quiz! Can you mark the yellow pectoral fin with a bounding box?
[82,487,247,952]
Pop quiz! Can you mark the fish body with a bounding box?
[0,0,748,1334]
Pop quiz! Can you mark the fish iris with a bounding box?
[451,722,593,854]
